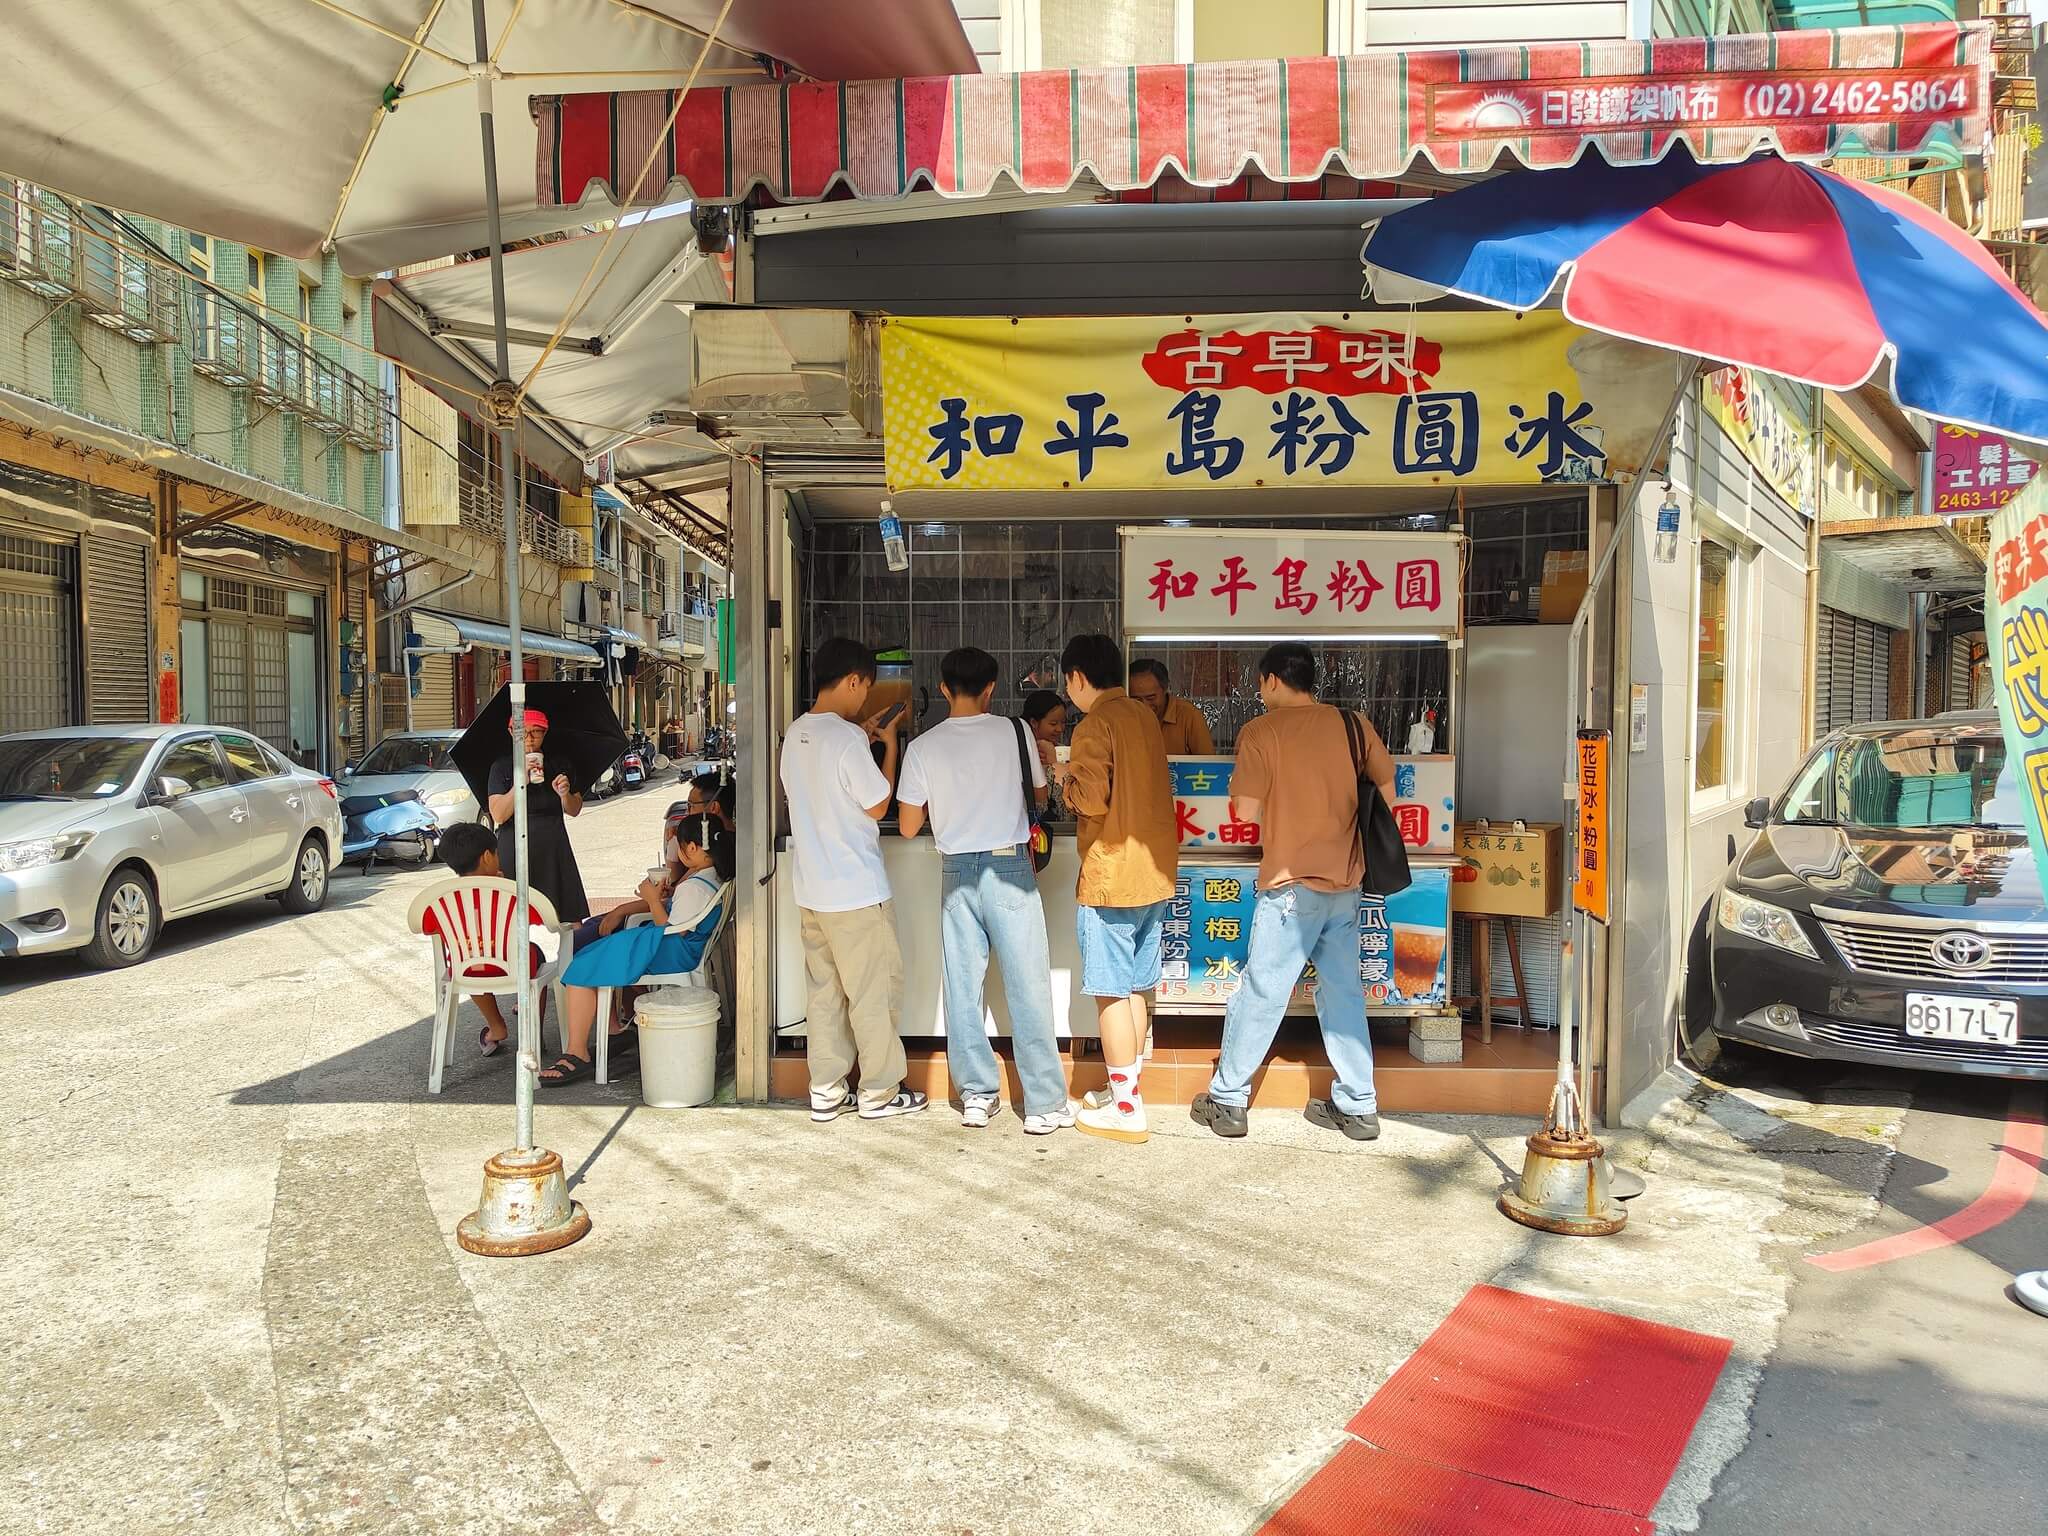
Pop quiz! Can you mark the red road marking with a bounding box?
[1807,1086,2046,1274]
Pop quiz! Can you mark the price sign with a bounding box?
[1574,729,1610,924]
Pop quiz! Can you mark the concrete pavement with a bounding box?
[0,791,1917,1534]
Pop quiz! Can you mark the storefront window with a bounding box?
[1695,540,1733,793]
[287,630,319,767]
[179,617,208,723]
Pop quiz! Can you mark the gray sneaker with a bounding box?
[859,1089,931,1121]
[1305,1098,1380,1141]
[1190,1092,1248,1139]
[810,1089,857,1123]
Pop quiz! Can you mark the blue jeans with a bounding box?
[940,850,1068,1118]
[1209,884,1377,1116]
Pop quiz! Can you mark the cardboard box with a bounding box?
[1453,821,1564,918]
[1537,550,1589,624]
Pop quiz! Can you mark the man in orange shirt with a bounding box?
[1192,643,1396,1143]
[1128,659,1215,756]
[1053,634,1180,1144]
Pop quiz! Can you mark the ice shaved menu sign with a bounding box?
[1120,528,1461,639]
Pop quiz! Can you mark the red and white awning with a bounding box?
[537,23,1989,212]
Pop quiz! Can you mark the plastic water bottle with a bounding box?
[1653,485,1681,565]
[879,502,909,572]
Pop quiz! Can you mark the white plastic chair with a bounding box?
[407,876,567,1094]
[588,882,731,1085]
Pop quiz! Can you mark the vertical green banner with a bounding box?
[1986,478,2048,875]
[716,597,735,684]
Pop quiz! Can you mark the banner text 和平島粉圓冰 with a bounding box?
[881,313,1669,493]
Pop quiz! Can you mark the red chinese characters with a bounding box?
[1142,326,1446,397]
[1994,513,2048,604]
[1393,803,1429,846]
[1395,558,1441,611]
[1147,558,1200,611]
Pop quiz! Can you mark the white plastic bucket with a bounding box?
[635,986,721,1107]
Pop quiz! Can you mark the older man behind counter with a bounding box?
[1128,659,1215,756]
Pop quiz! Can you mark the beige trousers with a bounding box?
[798,902,907,1110]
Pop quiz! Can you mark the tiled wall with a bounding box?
[801,498,1585,747]
[804,519,1120,729]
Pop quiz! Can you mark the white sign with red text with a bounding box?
[1122,527,1461,637]
[1170,754,1455,854]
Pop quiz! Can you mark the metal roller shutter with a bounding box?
[81,535,150,724]
[0,529,75,730]
[412,650,457,731]
[1813,607,1896,735]
[1948,635,1974,713]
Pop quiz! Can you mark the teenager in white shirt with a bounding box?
[897,647,1072,1135]
[779,637,925,1121]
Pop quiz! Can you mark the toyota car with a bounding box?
[1710,713,2048,1081]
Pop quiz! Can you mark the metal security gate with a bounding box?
[1813,607,1896,735]
[81,534,150,723]
[0,529,77,731]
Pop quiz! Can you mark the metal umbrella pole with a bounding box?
[1498,353,1693,1238]
[456,0,589,1257]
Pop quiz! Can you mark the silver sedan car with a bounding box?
[0,724,344,967]
[337,730,477,830]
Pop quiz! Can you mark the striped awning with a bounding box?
[538,23,1988,211]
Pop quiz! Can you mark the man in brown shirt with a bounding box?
[1192,642,1397,1144]
[1053,634,1180,1145]
[1128,659,1217,756]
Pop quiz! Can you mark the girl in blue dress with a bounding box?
[540,817,735,1085]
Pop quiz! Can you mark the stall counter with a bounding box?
[771,834,1456,1040]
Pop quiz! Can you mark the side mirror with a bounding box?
[152,776,195,804]
[1743,797,1771,829]
[338,764,354,779]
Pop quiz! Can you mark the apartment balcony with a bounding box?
[452,477,589,567]
[624,579,643,612]
[0,179,181,343]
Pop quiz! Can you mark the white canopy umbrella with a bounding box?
[0,0,978,274]
[375,214,728,494]
[0,0,972,1251]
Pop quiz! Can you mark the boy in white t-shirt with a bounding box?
[897,647,1072,1135]
[779,637,926,1122]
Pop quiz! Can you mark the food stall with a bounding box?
[755,305,1651,1110]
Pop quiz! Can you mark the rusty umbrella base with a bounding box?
[456,1147,591,1257]
[1497,1128,1628,1237]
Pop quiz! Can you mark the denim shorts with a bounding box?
[1076,900,1169,998]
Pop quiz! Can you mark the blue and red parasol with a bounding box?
[1362,151,2048,445]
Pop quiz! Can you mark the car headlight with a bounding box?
[1718,889,1818,959]
[423,786,471,808]
[0,830,95,874]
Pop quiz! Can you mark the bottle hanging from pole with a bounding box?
[879,498,910,572]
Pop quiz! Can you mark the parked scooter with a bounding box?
[340,790,441,872]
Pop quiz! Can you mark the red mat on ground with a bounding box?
[1345,1284,1732,1518]
[1259,1442,1653,1536]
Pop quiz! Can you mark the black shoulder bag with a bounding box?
[1012,718,1054,874]
[1343,711,1412,898]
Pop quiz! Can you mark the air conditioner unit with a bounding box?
[686,308,878,446]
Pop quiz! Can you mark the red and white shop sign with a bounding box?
[1121,527,1461,639]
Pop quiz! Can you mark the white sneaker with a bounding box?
[960,1094,1000,1129]
[810,1088,857,1123]
[1075,1099,1149,1144]
[858,1089,930,1120]
[1023,1105,1076,1136]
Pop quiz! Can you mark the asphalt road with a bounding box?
[1696,1052,2048,1536]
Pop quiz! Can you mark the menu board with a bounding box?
[1169,755,1455,853]
[1157,861,1453,1016]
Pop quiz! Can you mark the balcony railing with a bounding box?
[452,476,588,566]
[0,176,391,451]
[624,579,643,612]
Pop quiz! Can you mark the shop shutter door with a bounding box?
[1948,635,1974,712]
[0,530,75,730]
[412,651,457,731]
[250,624,289,746]
[81,535,150,724]
[1813,608,1896,735]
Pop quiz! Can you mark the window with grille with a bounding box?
[211,577,249,612]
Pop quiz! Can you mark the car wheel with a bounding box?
[82,867,159,969]
[279,836,330,914]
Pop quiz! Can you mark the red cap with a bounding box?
[514,708,549,733]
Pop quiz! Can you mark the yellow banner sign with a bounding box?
[882,312,1625,492]
[1700,366,1816,517]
